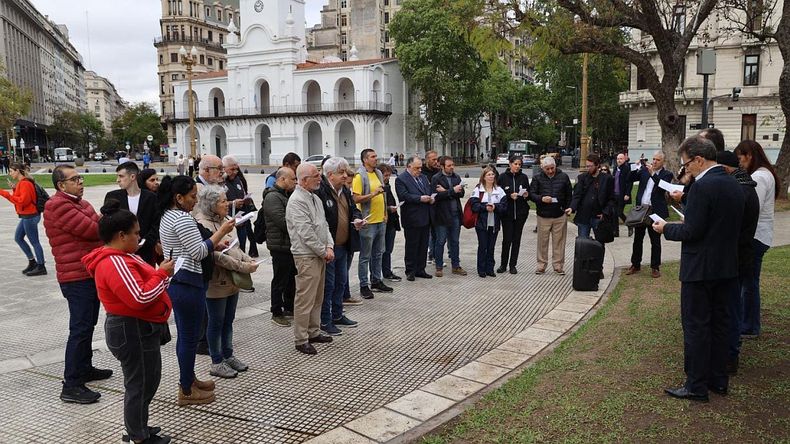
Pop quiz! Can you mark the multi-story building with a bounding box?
[84,70,128,132]
[155,0,240,148]
[619,8,785,162]
[0,0,86,153]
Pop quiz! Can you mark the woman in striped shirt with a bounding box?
[158,175,235,405]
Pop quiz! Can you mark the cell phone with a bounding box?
[169,249,173,260]
[640,158,647,165]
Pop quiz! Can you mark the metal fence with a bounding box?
[163,101,393,120]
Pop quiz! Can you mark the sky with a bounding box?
[31,0,324,110]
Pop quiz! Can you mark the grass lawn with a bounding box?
[422,245,790,443]
[0,174,118,189]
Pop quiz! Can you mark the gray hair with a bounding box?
[221,155,238,167]
[322,156,349,176]
[406,155,422,166]
[195,184,226,216]
[296,163,316,181]
[541,156,556,167]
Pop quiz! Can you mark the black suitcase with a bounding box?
[573,236,604,291]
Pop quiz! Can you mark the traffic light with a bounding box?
[732,87,741,101]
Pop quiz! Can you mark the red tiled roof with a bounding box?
[192,70,228,80]
[296,58,397,71]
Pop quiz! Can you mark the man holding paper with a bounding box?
[530,156,573,274]
[395,155,435,281]
[625,151,674,279]
[430,156,467,276]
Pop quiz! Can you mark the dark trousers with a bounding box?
[500,217,527,269]
[382,226,397,277]
[403,225,429,276]
[680,278,736,394]
[729,275,749,362]
[105,315,163,442]
[237,221,258,257]
[321,245,347,326]
[168,281,206,390]
[206,294,239,364]
[60,279,100,388]
[270,250,296,316]
[742,239,769,335]
[631,224,662,270]
[476,226,498,274]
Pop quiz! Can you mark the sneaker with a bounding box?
[224,356,248,372]
[452,267,468,276]
[308,334,333,344]
[209,362,238,379]
[554,268,566,275]
[384,273,402,282]
[85,366,113,382]
[177,385,215,406]
[121,427,163,443]
[239,287,255,293]
[271,315,291,327]
[24,264,47,276]
[535,268,545,275]
[427,257,434,265]
[282,310,294,319]
[60,383,100,404]
[140,435,172,444]
[435,268,443,277]
[320,323,343,336]
[343,297,364,306]
[360,286,374,299]
[333,315,358,328]
[371,281,393,292]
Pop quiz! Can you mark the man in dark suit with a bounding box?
[653,135,745,402]
[613,153,633,237]
[395,155,435,281]
[104,162,160,264]
[625,151,674,278]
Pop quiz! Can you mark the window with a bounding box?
[162,101,166,115]
[341,14,347,27]
[199,55,205,64]
[673,4,686,32]
[744,54,760,85]
[205,7,210,18]
[171,74,179,80]
[219,34,224,44]
[208,57,214,66]
[170,53,178,63]
[219,60,224,70]
[341,50,347,61]
[384,0,389,5]
[217,9,222,22]
[385,48,390,58]
[159,54,163,65]
[160,75,165,94]
[341,32,347,44]
[678,115,687,139]
[748,0,763,32]
[385,31,389,43]
[341,0,347,8]
[741,114,757,141]
[208,30,213,41]
[636,68,647,90]
[384,12,390,23]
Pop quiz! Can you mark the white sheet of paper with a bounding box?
[173,257,186,275]
[649,214,666,224]
[363,213,373,221]
[630,163,640,172]
[221,238,239,254]
[430,193,437,200]
[671,205,685,219]
[254,258,268,266]
[518,186,527,196]
[243,192,253,200]
[551,197,559,203]
[138,239,146,247]
[658,179,685,194]
[396,201,405,208]
[234,212,255,225]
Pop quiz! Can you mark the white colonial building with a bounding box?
[170,0,408,165]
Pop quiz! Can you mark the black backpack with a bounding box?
[253,206,267,244]
[25,179,49,213]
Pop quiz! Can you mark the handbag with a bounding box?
[625,204,652,228]
[593,216,615,244]
[462,191,484,229]
[230,270,253,290]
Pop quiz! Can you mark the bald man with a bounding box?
[196,155,224,187]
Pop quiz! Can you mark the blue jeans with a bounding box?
[576,217,600,239]
[60,279,100,387]
[475,227,498,274]
[205,293,239,364]
[168,277,207,390]
[434,219,461,269]
[16,214,45,264]
[322,245,347,326]
[382,226,397,277]
[344,251,354,299]
[358,222,385,288]
[742,239,769,335]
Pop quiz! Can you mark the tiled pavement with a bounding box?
[0,174,787,443]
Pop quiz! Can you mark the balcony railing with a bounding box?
[163,101,393,120]
[154,36,224,51]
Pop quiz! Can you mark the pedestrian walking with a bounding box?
[188,155,195,177]
[496,155,530,274]
[469,167,507,277]
[0,162,47,276]
[142,152,151,169]
[530,157,573,275]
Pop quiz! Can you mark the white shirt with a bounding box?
[127,194,141,216]
[694,163,721,182]
[752,167,775,247]
[640,167,663,206]
[388,156,396,166]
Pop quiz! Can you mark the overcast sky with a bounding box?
[31,0,324,111]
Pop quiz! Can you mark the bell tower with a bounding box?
[238,0,305,42]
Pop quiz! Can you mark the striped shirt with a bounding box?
[159,208,211,275]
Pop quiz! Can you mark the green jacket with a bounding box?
[262,185,291,253]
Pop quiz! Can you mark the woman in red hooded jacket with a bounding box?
[0,162,46,276]
[82,200,174,444]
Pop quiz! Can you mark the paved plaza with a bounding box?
[0,174,787,443]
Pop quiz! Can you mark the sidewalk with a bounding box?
[0,177,786,443]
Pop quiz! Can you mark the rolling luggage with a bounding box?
[573,236,604,291]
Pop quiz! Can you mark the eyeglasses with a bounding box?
[681,157,698,168]
[60,175,84,184]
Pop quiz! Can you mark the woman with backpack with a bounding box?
[0,162,47,276]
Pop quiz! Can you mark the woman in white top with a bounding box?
[734,140,780,337]
[469,167,507,278]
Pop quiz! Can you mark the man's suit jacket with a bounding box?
[629,166,674,218]
[394,171,432,229]
[663,166,744,282]
[104,189,160,262]
[613,162,632,205]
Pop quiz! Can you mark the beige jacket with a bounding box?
[286,185,333,258]
[194,209,257,298]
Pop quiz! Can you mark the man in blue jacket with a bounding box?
[625,151,674,278]
[395,156,435,281]
[653,135,744,402]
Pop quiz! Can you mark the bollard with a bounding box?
[85,168,89,173]
[161,168,165,173]
[244,169,248,174]
[102,168,106,173]
[260,169,265,174]
[48,168,52,173]
[464,173,469,178]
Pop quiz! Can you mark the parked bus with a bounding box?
[54,147,74,162]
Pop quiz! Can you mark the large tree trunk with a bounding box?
[653,87,685,174]
[774,1,790,199]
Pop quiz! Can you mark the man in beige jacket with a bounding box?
[286,164,335,355]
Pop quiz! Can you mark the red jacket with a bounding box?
[83,247,172,323]
[0,179,37,216]
[43,191,103,283]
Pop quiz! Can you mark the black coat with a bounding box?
[496,170,530,221]
[262,185,291,253]
[664,167,744,282]
[614,162,633,205]
[570,172,616,224]
[529,169,573,218]
[734,172,760,277]
[629,166,675,219]
[384,181,401,232]
[430,172,464,226]
[315,177,362,252]
[395,171,432,229]
[104,189,160,263]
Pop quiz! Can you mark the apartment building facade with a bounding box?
[84,70,128,132]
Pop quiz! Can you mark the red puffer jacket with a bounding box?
[43,191,102,283]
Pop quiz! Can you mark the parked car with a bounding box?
[305,154,328,168]
[93,152,106,161]
[495,153,510,168]
[522,154,537,167]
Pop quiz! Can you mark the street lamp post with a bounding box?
[179,45,199,158]
[565,85,578,153]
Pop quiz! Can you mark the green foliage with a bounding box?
[48,110,104,157]
[0,64,33,139]
[110,103,166,153]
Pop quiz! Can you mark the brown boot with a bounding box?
[193,376,215,391]
[435,268,443,277]
[178,384,215,406]
[624,266,640,275]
